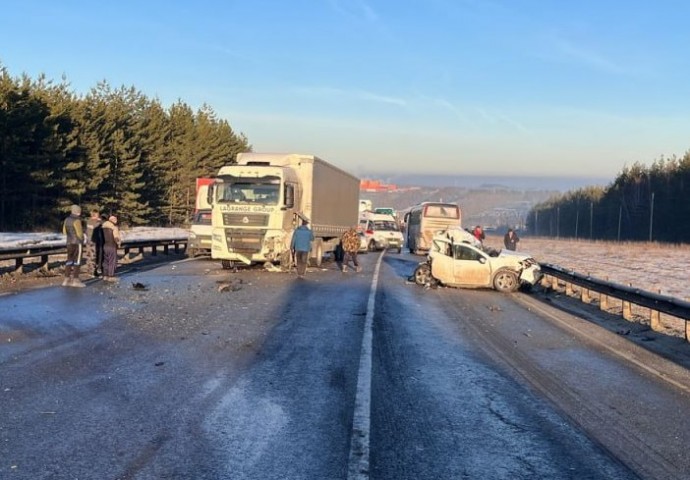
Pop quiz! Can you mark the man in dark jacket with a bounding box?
[503,228,520,251]
[85,209,104,277]
[62,204,86,287]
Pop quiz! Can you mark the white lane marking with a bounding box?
[347,250,385,480]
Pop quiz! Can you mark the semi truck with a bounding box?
[187,177,214,257]
[208,152,360,269]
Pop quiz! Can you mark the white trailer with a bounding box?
[209,153,360,268]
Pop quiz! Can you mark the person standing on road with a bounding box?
[290,217,314,278]
[85,209,104,277]
[340,226,362,273]
[504,228,520,251]
[102,215,121,282]
[473,225,485,244]
[62,204,86,288]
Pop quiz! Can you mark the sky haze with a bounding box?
[2,0,689,183]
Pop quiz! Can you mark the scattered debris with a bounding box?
[616,329,631,336]
[154,361,165,367]
[216,278,244,292]
[132,282,148,291]
[487,305,502,312]
[263,262,281,272]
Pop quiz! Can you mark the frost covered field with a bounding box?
[484,235,690,301]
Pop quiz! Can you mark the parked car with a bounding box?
[412,228,541,292]
[360,212,404,253]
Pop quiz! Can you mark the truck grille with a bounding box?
[222,213,269,227]
[225,229,266,253]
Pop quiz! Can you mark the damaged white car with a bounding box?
[412,228,542,292]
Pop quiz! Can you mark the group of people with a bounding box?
[289,218,362,278]
[472,225,520,251]
[291,219,522,278]
[62,204,121,287]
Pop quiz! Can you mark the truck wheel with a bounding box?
[493,269,519,292]
[221,260,235,270]
[309,240,323,267]
[396,247,402,254]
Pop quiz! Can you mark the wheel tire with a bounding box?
[493,269,519,292]
[414,264,432,286]
[397,247,402,254]
[221,260,235,270]
[309,240,323,267]
[368,240,377,252]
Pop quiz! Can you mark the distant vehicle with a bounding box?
[359,212,404,253]
[412,228,541,292]
[374,207,396,218]
[188,177,214,257]
[359,199,373,213]
[208,153,360,268]
[404,202,461,255]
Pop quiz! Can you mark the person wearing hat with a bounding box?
[62,204,86,287]
[102,215,122,282]
[290,217,314,278]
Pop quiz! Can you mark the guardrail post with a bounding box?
[599,276,609,311]
[151,245,158,256]
[622,284,633,320]
[551,275,559,290]
[39,254,49,271]
[581,287,591,304]
[649,289,661,331]
[565,281,573,296]
[14,258,24,273]
[163,245,170,255]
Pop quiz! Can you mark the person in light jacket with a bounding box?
[62,204,86,287]
[102,215,121,282]
[290,218,314,278]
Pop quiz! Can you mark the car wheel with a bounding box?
[368,240,377,252]
[493,269,519,292]
[397,247,402,254]
[413,263,432,286]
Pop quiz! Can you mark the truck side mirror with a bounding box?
[284,184,294,208]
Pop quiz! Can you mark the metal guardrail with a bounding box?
[0,237,188,273]
[540,263,690,340]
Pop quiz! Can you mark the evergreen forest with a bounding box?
[0,65,250,231]
[527,153,690,243]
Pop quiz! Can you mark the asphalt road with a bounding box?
[1,251,689,479]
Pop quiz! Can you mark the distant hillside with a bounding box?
[362,186,559,231]
[361,173,610,191]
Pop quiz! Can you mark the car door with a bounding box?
[452,244,492,287]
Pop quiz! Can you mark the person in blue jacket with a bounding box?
[290,217,314,278]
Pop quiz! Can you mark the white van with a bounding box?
[359,212,404,253]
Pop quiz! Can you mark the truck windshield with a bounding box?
[217,176,281,205]
[374,220,399,231]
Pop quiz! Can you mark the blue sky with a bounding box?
[2,0,690,183]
